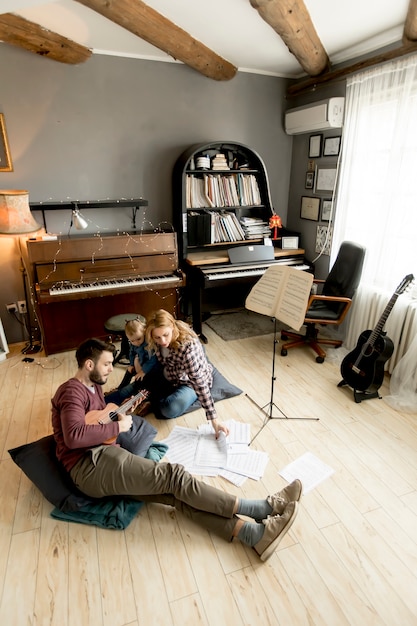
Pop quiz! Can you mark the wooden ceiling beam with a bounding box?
[75,0,237,81]
[250,0,329,76]
[403,0,417,42]
[0,13,92,64]
[286,42,417,97]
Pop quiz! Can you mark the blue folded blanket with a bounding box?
[50,497,144,529]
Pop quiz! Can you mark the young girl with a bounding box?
[105,315,158,408]
[145,309,229,439]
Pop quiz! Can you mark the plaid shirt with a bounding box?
[155,338,216,420]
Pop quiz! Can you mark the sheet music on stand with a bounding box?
[160,420,268,486]
[244,264,318,431]
[245,264,313,331]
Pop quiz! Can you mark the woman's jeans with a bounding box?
[105,367,198,419]
[158,384,197,419]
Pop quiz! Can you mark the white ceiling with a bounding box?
[1,0,411,78]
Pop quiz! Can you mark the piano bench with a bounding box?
[104,313,145,365]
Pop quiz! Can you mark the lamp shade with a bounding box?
[0,189,41,234]
[72,208,88,230]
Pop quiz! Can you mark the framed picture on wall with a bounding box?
[305,171,315,189]
[300,196,320,221]
[321,199,332,222]
[0,113,13,172]
[323,136,341,157]
[315,224,333,255]
[308,134,322,158]
[316,167,337,192]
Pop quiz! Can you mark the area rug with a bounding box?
[205,310,284,341]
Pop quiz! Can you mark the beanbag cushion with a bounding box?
[8,426,168,529]
[183,366,242,414]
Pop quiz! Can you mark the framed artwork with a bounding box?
[315,225,333,255]
[305,171,315,189]
[316,167,337,192]
[321,199,332,222]
[323,136,341,157]
[308,134,322,158]
[0,114,13,172]
[300,196,320,221]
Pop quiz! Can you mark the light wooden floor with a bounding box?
[1,324,417,626]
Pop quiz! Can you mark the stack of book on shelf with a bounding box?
[186,174,262,209]
[211,153,229,170]
[187,210,246,245]
[236,174,262,206]
[213,210,246,242]
[239,216,271,240]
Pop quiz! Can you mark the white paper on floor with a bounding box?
[279,452,335,494]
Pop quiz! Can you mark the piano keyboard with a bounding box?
[49,273,181,296]
[202,261,311,282]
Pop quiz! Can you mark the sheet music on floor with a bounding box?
[279,452,335,494]
[160,420,269,486]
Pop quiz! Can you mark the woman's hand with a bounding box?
[211,418,229,439]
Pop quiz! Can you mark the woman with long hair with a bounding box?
[145,309,229,438]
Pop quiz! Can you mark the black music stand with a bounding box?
[244,265,319,443]
[246,317,318,443]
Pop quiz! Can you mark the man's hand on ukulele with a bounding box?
[118,413,133,433]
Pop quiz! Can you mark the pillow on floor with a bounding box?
[8,435,95,512]
[8,434,168,529]
[183,366,242,414]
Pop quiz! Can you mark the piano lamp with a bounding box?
[72,206,88,230]
[0,189,42,354]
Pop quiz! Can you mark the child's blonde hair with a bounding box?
[125,315,146,339]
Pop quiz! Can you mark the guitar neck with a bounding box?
[109,390,147,420]
[368,293,399,345]
[367,273,414,347]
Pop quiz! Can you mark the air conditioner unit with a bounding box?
[284,97,345,135]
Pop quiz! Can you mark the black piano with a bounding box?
[185,247,313,342]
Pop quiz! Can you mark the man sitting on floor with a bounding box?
[51,337,303,561]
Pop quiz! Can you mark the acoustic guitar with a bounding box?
[339,274,414,394]
[85,389,149,445]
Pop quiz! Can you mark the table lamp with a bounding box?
[0,189,42,353]
[0,189,41,234]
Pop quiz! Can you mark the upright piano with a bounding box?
[25,232,185,355]
[185,247,313,342]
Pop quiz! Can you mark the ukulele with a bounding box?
[85,389,149,445]
[339,274,414,393]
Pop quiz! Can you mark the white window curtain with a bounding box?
[331,54,417,374]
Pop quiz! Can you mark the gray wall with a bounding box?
[0,43,292,344]
[285,82,347,278]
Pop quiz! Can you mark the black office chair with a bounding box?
[280,241,366,363]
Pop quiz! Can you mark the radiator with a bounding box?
[345,287,417,374]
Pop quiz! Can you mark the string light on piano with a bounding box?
[35,228,182,299]
[31,194,180,291]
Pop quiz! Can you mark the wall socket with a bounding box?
[6,303,18,313]
[17,300,27,314]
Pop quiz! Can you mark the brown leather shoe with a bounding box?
[253,502,298,562]
[267,479,303,516]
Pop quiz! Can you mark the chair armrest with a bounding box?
[305,294,353,325]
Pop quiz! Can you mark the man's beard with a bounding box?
[89,367,107,385]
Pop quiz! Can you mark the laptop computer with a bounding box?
[228,244,275,265]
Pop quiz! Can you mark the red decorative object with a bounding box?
[269,214,282,240]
